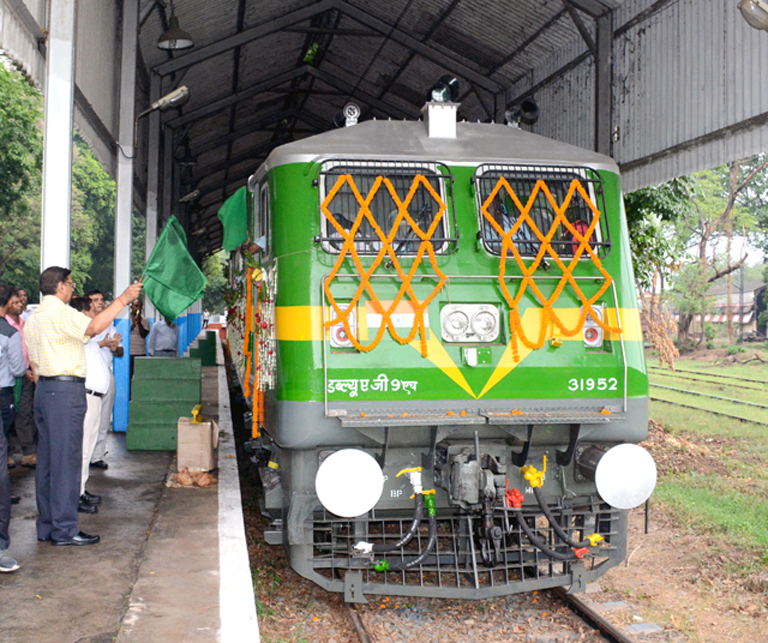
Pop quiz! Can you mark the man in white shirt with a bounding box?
[147,317,179,357]
[86,291,122,470]
[69,298,110,513]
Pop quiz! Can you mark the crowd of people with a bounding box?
[0,267,143,572]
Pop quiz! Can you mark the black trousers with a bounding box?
[34,379,85,541]
[9,377,36,456]
[0,409,10,550]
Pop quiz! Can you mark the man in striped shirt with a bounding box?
[25,267,142,546]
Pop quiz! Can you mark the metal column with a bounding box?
[145,74,162,319]
[113,0,139,433]
[594,11,613,156]
[40,0,77,270]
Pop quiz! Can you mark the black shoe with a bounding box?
[77,501,98,514]
[89,460,108,470]
[52,531,100,546]
[10,496,20,505]
[37,536,51,542]
[81,490,101,505]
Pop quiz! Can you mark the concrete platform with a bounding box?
[0,342,258,643]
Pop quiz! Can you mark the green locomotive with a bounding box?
[228,98,654,601]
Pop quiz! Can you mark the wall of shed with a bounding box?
[0,0,47,84]
[0,0,121,177]
[512,0,768,193]
[74,0,120,176]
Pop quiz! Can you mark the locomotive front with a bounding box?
[233,102,655,601]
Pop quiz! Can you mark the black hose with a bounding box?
[512,509,577,561]
[532,487,593,548]
[371,496,423,553]
[387,512,438,570]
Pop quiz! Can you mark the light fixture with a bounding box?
[429,75,459,103]
[133,86,190,148]
[739,0,768,31]
[179,189,200,203]
[157,1,194,50]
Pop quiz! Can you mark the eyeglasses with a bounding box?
[64,281,75,289]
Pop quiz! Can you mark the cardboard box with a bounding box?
[177,417,219,472]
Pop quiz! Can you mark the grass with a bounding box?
[654,476,768,552]
[649,401,768,443]
[649,353,768,565]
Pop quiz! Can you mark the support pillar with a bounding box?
[145,74,162,319]
[594,11,613,156]
[114,0,139,433]
[40,0,77,270]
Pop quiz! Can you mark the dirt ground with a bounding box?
[590,422,768,643]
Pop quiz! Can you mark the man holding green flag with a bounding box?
[143,216,208,322]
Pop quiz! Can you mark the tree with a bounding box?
[201,252,228,313]
[671,157,768,342]
[624,178,693,367]
[0,63,43,297]
[624,177,694,292]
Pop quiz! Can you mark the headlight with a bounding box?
[441,304,500,343]
[446,310,469,335]
[471,310,497,339]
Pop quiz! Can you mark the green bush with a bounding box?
[706,341,715,349]
[726,345,747,355]
[703,324,717,341]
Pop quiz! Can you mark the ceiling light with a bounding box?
[739,0,768,31]
[157,2,194,50]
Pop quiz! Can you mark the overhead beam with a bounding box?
[563,0,597,57]
[154,0,336,76]
[306,66,411,118]
[154,0,502,97]
[190,107,326,160]
[166,66,313,127]
[333,0,502,94]
[565,0,613,18]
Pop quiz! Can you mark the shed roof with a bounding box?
[135,0,623,257]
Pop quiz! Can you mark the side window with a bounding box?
[474,165,610,259]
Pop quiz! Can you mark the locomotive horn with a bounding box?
[505,97,540,127]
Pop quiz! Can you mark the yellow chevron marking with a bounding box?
[408,331,477,399]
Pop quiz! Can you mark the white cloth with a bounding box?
[84,333,110,395]
[94,323,118,370]
[147,320,179,356]
[92,370,115,463]
[81,393,103,495]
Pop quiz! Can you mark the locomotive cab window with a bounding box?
[319,160,455,255]
[474,164,610,259]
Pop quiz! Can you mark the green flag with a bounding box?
[218,185,248,252]
[143,216,208,322]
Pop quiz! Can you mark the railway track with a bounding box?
[345,589,641,643]
[649,366,768,426]
[647,366,768,392]
[648,365,768,386]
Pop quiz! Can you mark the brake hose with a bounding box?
[372,492,437,572]
[533,487,602,549]
[511,508,577,561]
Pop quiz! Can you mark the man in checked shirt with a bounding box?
[25,267,142,546]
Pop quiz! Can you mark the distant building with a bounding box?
[673,281,767,338]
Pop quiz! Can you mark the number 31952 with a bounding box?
[568,377,618,392]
